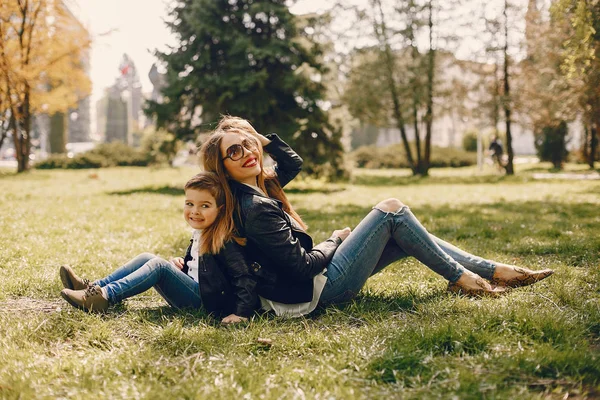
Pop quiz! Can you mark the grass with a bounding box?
[0,162,599,399]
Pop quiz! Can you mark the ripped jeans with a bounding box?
[319,206,496,305]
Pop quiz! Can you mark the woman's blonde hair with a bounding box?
[184,172,232,255]
[200,116,307,233]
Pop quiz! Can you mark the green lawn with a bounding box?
[0,163,598,399]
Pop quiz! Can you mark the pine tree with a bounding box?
[147,0,346,178]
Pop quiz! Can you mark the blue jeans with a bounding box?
[94,253,202,309]
[319,206,496,305]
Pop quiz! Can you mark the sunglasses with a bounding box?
[222,138,258,161]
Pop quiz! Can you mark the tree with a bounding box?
[0,0,91,172]
[516,0,577,170]
[342,0,445,176]
[552,0,600,169]
[146,0,346,179]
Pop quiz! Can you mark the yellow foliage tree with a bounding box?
[0,0,91,172]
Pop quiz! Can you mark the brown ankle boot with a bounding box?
[61,285,109,312]
[59,265,91,290]
[490,267,554,288]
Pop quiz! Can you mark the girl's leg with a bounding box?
[94,253,157,287]
[321,201,467,305]
[103,257,202,309]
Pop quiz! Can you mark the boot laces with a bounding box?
[84,285,101,298]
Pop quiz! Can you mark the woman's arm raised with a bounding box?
[262,134,303,188]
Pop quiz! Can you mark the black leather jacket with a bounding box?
[182,239,258,317]
[230,134,341,304]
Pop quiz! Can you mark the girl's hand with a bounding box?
[170,257,185,270]
[221,314,248,325]
[332,227,352,242]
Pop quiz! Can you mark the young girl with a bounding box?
[59,172,258,324]
[200,116,554,317]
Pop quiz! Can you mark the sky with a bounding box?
[71,0,527,136]
[72,0,327,136]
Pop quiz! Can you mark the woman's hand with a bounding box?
[170,257,185,270]
[236,119,272,147]
[332,227,352,242]
[221,314,248,325]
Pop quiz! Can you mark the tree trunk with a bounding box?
[583,124,589,162]
[49,112,67,153]
[422,0,434,177]
[503,0,515,175]
[591,122,598,169]
[374,0,417,174]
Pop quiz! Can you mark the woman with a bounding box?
[201,116,553,317]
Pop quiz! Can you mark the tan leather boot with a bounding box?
[59,265,91,290]
[61,285,109,312]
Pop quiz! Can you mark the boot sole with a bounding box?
[59,266,74,290]
[60,290,87,312]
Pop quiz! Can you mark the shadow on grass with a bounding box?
[108,185,182,196]
[284,186,347,194]
[351,173,525,186]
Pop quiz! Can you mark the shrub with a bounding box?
[462,130,479,152]
[34,142,150,170]
[350,144,476,169]
[34,154,70,169]
[535,121,569,169]
[88,142,150,167]
[140,129,180,165]
[64,153,107,169]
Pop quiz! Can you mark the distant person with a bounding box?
[59,172,257,324]
[488,135,505,171]
[200,116,554,318]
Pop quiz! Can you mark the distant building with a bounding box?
[95,54,144,146]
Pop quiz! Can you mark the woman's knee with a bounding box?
[374,198,405,212]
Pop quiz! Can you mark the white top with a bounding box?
[186,230,201,283]
[259,270,327,318]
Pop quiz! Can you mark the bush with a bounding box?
[535,121,569,169]
[34,142,150,170]
[88,142,150,167]
[140,129,180,165]
[462,131,478,152]
[350,144,477,169]
[64,153,107,169]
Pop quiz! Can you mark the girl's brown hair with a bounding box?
[200,116,307,232]
[184,172,233,255]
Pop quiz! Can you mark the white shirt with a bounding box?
[186,230,201,283]
[259,270,327,318]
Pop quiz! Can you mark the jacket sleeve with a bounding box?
[215,240,259,318]
[245,199,342,281]
[263,133,303,188]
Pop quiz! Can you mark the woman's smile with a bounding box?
[242,157,257,167]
